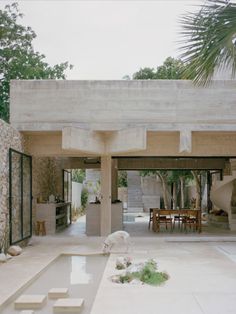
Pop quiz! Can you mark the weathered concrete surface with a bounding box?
[62,126,146,155]
[10,80,236,132]
[0,119,24,250]
[23,131,236,157]
[91,243,236,314]
[1,236,236,314]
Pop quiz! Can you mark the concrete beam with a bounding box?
[117,157,228,170]
[62,127,105,154]
[62,127,146,155]
[106,127,146,154]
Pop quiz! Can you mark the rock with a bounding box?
[0,253,7,263]
[110,275,122,283]
[127,262,144,274]
[116,256,132,270]
[116,257,127,269]
[8,245,22,256]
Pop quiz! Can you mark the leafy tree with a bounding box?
[132,57,187,80]
[0,3,72,121]
[140,170,171,209]
[72,169,85,184]
[179,0,236,85]
[118,171,127,188]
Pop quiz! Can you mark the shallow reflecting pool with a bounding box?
[2,255,108,314]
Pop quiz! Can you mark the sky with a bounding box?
[0,0,204,79]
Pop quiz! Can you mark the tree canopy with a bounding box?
[0,3,72,122]
[132,57,187,80]
[179,0,236,85]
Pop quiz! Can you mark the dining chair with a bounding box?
[173,210,188,229]
[148,208,153,229]
[182,210,198,232]
[156,210,172,231]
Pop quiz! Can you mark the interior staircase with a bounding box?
[210,167,236,231]
[127,171,143,213]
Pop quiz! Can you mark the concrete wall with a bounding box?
[141,175,161,211]
[10,80,236,132]
[72,181,82,210]
[0,119,24,250]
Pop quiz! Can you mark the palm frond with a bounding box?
[179,0,236,85]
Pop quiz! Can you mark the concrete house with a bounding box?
[1,79,236,246]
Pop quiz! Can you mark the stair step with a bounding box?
[15,295,47,310]
[53,298,84,313]
[48,288,69,299]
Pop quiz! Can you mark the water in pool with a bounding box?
[2,255,107,314]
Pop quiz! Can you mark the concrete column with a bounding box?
[111,159,118,202]
[100,155,112,236]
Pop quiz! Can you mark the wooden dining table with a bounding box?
[152,209,202,233]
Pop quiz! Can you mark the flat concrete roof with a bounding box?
[10,80,236,131]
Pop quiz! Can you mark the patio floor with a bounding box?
[1,235,236,314]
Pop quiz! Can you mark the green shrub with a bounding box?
[81,188,88,209]
[131,259,169,286]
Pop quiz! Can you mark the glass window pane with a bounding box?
[11,152,22,243]
[22,155,31,238]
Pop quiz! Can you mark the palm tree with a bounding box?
[179,0,236,85]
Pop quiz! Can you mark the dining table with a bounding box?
[152,209,202,233]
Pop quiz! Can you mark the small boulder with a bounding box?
[0,253,7,263]
[116,256,132,270]
[8,245,22,256]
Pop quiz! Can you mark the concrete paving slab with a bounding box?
[14,295,46,309]
[53,298,84,312]
[48,288,69,299]
[195,293,236,314]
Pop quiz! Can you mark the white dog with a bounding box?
[102,231,131,254]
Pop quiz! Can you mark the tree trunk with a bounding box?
[180,176,185,208]
[157,173,169,209]
[172,182,177,209]
[191,171,201,209]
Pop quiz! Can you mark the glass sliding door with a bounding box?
[63,169,72,202]
[9,149,32,244]
[62,169,72,224]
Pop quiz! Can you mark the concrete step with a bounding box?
[53,298,84,313]
[15,295,47,310]
[127,171,143,212]
[128,207,143,213]
[48,288,69,299]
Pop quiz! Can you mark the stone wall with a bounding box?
[0,119,24,251]
[32,157,63,230]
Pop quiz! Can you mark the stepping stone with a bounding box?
[20,311,35,314]
[53,298,84,313]
[48,288,69,299]
[15,295,47,309]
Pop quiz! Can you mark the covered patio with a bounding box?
[8,79,236,239]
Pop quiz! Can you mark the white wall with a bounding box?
[72,182,82,209]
